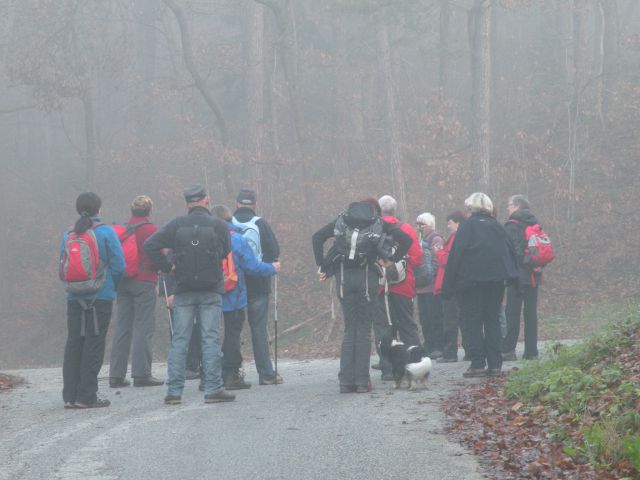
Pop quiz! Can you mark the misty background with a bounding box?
[0,0,638,368]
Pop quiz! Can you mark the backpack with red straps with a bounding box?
[59,223,106,295]
[112,222,150,278]
[222,231,238,292]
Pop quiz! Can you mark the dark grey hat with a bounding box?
[236,188,257,205]
[184,184,207,203]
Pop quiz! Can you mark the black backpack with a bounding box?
[331,202,385,267]
[173,222,221,290]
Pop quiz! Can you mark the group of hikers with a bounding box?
[59,184,551,408]
[312,192,551,393]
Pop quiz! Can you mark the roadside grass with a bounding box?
[504,302,640,477]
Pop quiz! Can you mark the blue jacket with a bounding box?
[60,217,125,302]
[223,224,275,312]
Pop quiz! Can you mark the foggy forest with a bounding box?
[0,0,638,367]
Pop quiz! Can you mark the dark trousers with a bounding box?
[63,300,113,404]
[221,309,245,375]
[458,282,505,370]
[502,284,539,358]
[338,267,378,388]
[388,293,421,347]
[417,292,444,355]
[441,297,461,360]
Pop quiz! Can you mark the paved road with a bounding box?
[0,358,487,480]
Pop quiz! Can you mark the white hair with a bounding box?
[378,195,397,215]
[416,212,435,229]
[464,192,494,214]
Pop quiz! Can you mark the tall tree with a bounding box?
[468,0,492,191]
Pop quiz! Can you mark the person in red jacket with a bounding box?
[434,210,467,362]
[377,195,423,353]
[109,196,163,388]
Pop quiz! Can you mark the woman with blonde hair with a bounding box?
[441,193,518,377]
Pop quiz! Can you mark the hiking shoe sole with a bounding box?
[164,396,182,405]
[463,368,487,378]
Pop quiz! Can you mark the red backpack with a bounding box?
[222,231,238,292]
[60,223,105,295]
[508,220,555,270]
[112,223,150,278]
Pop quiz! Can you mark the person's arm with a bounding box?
[212,218,231,260]
[258,218,280,262]
[237,235,276,277]
[143,220,176,273]
[504,220,526,265]
[384,223,412,261]
[311,220,336,266]
[440,222,470,299]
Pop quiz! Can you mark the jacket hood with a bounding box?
[509,209,538,226]
[233,206,258,223]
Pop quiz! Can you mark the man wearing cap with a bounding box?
[232,188,282,385]
[144,184,234,405]
[109,195,164,389]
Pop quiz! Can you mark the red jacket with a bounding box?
[381,215,423,299]
[434,231,455,296]
[128,216,158,283]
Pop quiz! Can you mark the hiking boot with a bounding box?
[164,395,182,405]
[339,385,356,394]
[109,377,130,388]
[371,362,381,370]
[502,351,518,362]
[185,369,200,380]
[63,402,77,409]
[462,368,486,378]
[522,354,538,361]
[355,385,369,393]
[437,357,458,363]
[259,374,283,385]
[224,370,251,390]
[381,373,394,382]
[75,397,111,409]
[198,381,204,392]
[204,389,236,403]
[133,376,164,387]
[486,368,503,377]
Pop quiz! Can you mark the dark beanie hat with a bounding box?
[237,188,257,205]
[184,184,207,203]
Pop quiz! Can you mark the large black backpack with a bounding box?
[331,202,385,267]
[173,221,221,290]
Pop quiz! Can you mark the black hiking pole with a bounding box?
[162,275,174,340]
[274,273,278,386]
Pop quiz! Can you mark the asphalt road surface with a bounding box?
[1,358,487,480]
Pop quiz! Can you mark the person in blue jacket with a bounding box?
[207,205,280,390]
[60,192,125,409]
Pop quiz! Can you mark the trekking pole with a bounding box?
[274,273,278,386]
[162,275,174,339]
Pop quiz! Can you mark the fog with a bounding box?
[0,0,638,367]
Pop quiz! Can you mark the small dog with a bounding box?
[380,336,432,390]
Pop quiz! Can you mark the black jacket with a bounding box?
[441,211,519,299]
[505,209,541,287]
[312,217,412,270]
[232,207,280,297]
[144,207,231,294]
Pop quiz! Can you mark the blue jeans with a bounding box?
[167,291,223,396]
[247,293,275,381]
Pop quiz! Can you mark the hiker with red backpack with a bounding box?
[59,192,125,409]
[109,196,164,389]
[501,195,554,361]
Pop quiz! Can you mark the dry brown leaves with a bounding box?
[443,376,597,480]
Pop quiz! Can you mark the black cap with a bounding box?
[236,188,257,205]
[184,184,207,203]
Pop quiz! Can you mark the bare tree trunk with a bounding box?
[82,91,97,189]
[134,0,158,142]
[568,0,589,223]
[600,0,619,115]
[246,2,266,192]
[469,0,492,192]
[439,0,452,95]
[378,23,407,219]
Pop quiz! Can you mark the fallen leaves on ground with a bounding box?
[0,373,23,392]
[443,375,597,480]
